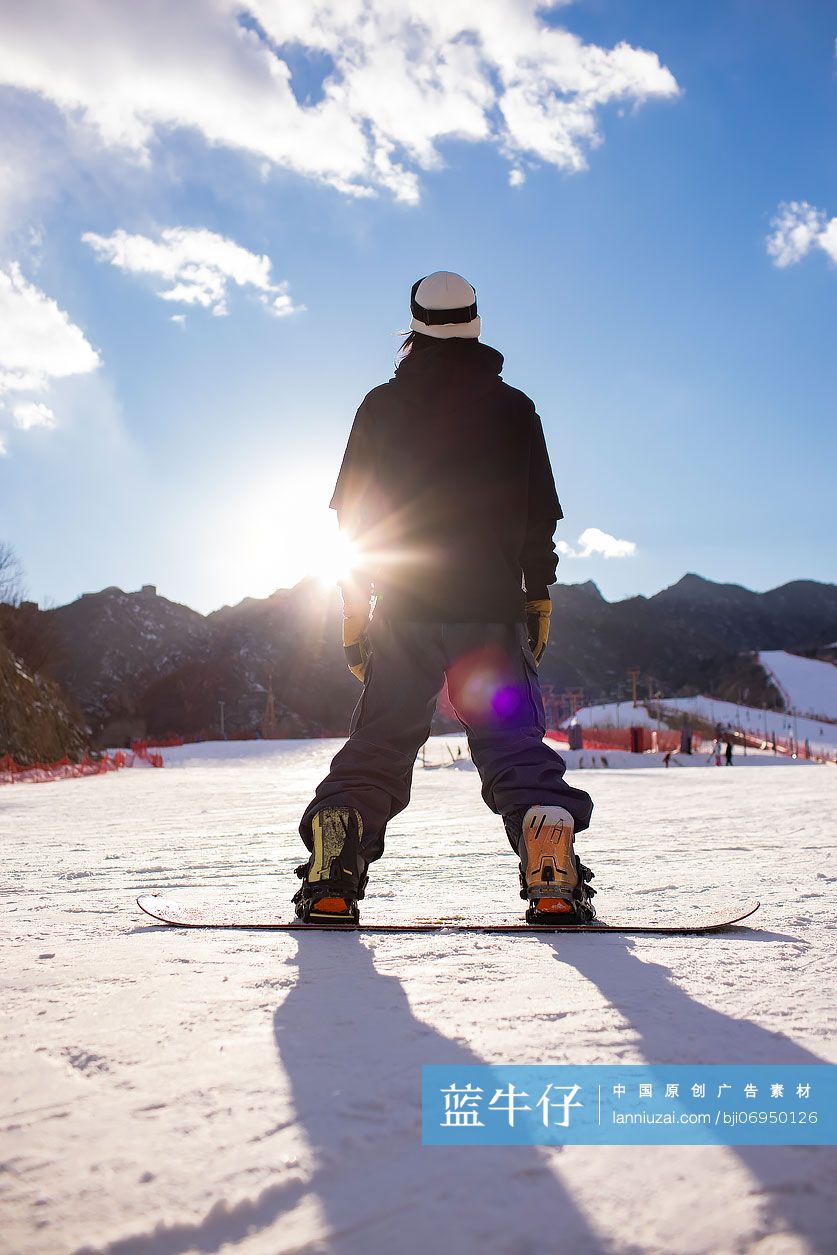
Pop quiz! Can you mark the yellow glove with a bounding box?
[342,603,371,682]
[525,598,551,665]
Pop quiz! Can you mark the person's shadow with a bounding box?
[547,933,836,1254]
[274,935,615,1255]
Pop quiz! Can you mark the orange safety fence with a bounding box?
[545,727,681,752]
[0,744,164,785]
[546,726,835,763]
[730,730,835,764]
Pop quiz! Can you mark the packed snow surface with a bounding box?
[759,651,837,721]
[2,736,836,1255]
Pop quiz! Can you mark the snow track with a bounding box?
[2,738,835,1254]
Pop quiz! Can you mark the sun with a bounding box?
[307,528,362,588]
[273,475,364,587]
[221,471,364,599]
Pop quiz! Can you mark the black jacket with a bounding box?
[330,339,562,622]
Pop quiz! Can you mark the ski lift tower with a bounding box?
[628,668,641,709]
[261,674,279,740]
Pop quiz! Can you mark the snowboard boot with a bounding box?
[293,807,368,925]
[511,804,596,925]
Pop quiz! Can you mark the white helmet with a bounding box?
[409,271,480,340]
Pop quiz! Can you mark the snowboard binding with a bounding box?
[293,807,368,926]
[511,804,597,926]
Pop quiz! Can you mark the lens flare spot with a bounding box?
[492,685,526,720]
[446,645,528,726]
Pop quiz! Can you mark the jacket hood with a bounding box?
[394,339,504,401]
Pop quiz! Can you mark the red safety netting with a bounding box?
[0,744,163,785]
[547,726,835,763]
[546,727,681,752]
[730,730,835,763]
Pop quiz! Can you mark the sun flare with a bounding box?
[308,529,362,588]
[220,473,364,599]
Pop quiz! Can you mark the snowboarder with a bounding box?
[293,272,594,925]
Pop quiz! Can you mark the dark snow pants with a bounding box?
[299,616,593,864]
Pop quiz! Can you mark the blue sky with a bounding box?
[0,0,834,613]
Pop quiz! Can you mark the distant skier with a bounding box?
[725,740,734,766]
[293,271,594,925]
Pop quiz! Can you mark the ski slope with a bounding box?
[565,696,837,754]
[2,738,835,1254]
[759,650,837,721]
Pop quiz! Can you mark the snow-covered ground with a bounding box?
[2,737,836,1255]
[566,697,837,755]
[562,700,668,731]
[759,651,837,721]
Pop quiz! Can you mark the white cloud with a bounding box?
[0,1,679,203]
[766,201,837,269]
[266,286,298,318]
[82,225,304,318]
[13,401,57,430]
[0,263,100,423]
[557,527,637,559]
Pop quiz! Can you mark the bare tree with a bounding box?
[0,541,24,605]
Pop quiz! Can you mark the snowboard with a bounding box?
[136,894,760,934]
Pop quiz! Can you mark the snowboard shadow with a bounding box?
[546,935,835,1253]
[273,935,610,1255]
[717,925,811,944]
